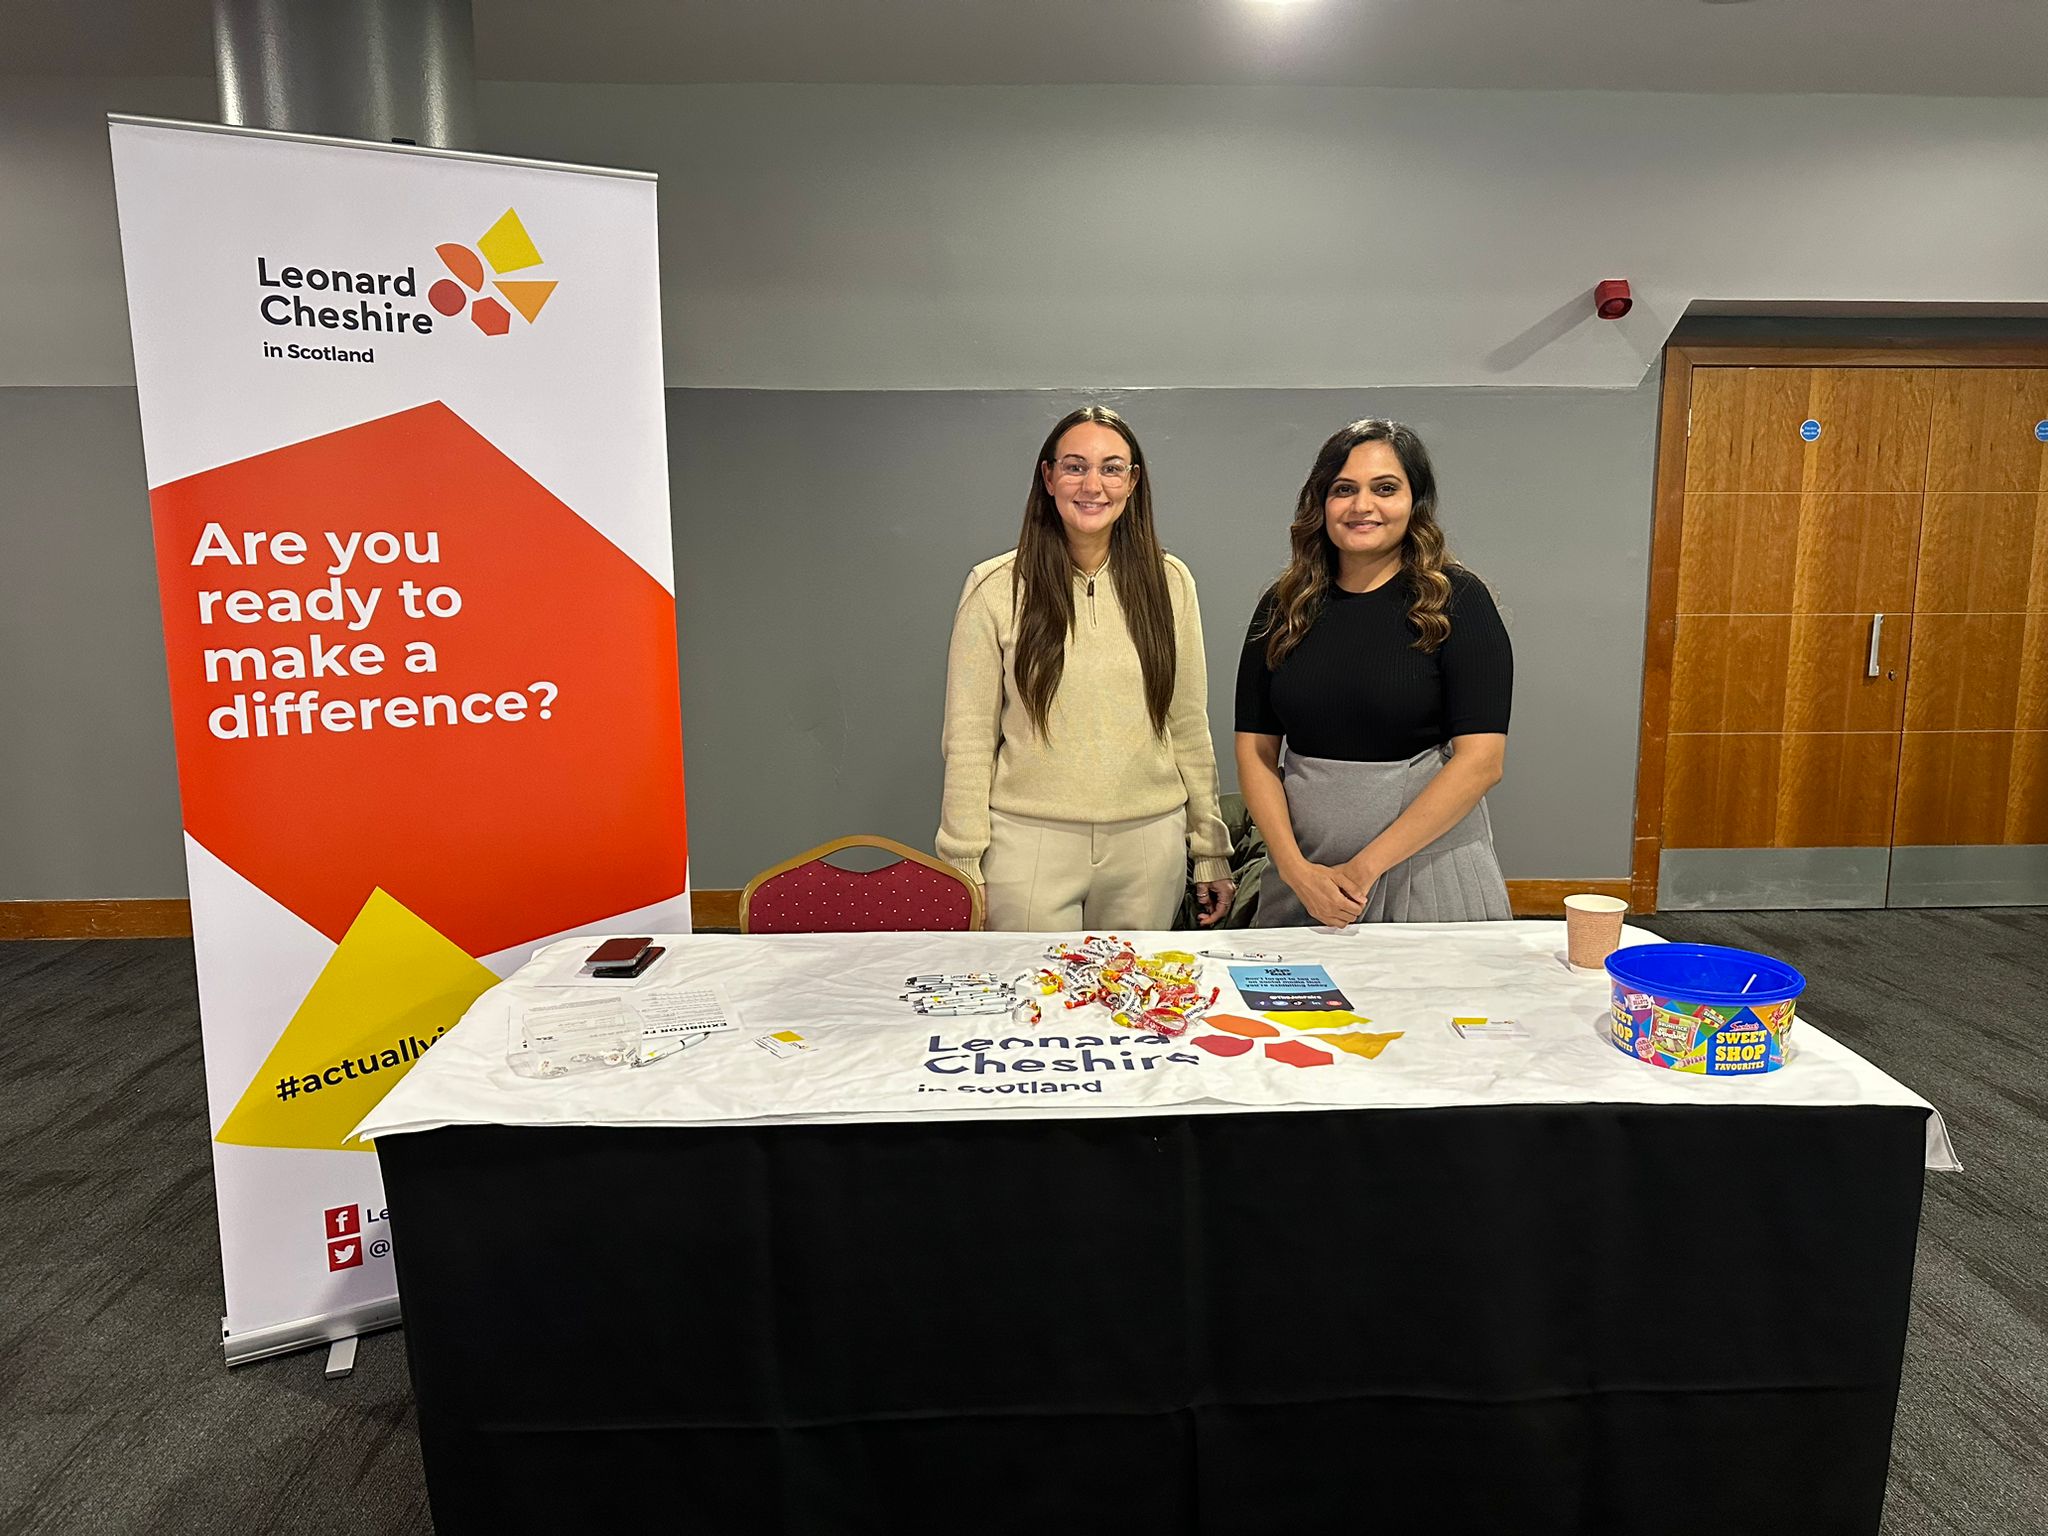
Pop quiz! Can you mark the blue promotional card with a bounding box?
[1228,965,1351,1012]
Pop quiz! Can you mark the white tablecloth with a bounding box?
[356,921,1960,1170]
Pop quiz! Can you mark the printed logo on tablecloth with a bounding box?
[326,1237,364,1272]
[910,957,1409,1094]
[918,999,1405,1093]
[426,209,558,337]
[324,1204,359,1239]
[1190,1012,1405,1068]
[916,1012,1406,1093]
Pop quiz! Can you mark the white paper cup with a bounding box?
[1564,893,1629,970]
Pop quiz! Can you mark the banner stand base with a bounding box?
[324,1337,359,1379]
[223,1295,401,1369]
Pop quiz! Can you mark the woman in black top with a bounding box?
[1234,419,1513,927]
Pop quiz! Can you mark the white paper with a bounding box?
[507,986,731,1076]
[633,986,740,1053]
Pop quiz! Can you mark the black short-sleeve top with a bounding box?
[1234,566,1513,762]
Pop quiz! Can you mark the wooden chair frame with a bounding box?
[738,834,986,933]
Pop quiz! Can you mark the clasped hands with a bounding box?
[1193,879,1237,928]
[1278,849,1381,929]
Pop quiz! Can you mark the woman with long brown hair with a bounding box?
[1234,419,1513,927]
[937,406,1235,931]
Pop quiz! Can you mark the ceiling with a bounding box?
[9,0,2048,96]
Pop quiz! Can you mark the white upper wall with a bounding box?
[9,77,2048,390]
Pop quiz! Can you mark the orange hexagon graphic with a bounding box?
[150,402,688,956]
[470,296,511,335]
[1263,1039,1334,1069]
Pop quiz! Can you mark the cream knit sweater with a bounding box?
[937,549,1233,888]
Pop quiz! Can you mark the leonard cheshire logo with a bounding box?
[427,208,558,335]
[256,207,558,364]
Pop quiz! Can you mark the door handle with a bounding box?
[1867,613,1884,678]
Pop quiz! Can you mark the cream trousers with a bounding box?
[981,806,1186,933]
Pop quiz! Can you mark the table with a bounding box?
[367,923,1954,1535]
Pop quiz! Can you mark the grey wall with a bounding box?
[479,82,2048,392]
[0,78,216,387]
[672,385,1657,887]
[13,79,2048,390]
[0,388,181,897]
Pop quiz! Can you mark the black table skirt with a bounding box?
[379,1103,1927,1535]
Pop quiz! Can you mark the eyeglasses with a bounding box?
[1050,457,1136,486]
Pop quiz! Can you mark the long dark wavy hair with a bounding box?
[1262,418,1460,670]
[1013,406,1177,738]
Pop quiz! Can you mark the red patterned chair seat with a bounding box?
[740,836,982,934]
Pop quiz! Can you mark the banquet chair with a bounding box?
[739,835,984,934]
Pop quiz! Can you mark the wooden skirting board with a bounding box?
[1503,879,1634,917]
[691,889,742,931]
[0,880,1633,940]
[0,899,197,939]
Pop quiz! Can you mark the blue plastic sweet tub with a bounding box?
[1604,943,1805,1074]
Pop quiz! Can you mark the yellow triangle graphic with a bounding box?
[1323,1031,1405,1060]
[495,279,557,323]
[1263,1009,1373,1032]
[477,207,543,274]
[216,889,498,1152]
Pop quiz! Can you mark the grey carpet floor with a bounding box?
[1,910,2041,1535]
[0,938,430,1536]
[1635,908,2048,1536]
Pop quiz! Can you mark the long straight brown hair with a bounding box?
[1013,406,1177,738]
[1262,418,1460,670]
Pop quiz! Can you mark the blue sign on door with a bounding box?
[1799,419,1822,442]
[2034,420,2048,443]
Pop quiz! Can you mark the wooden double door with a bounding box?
[1657,365,2048,908]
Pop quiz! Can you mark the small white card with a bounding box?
[754,1029,813,1059]
[1449,1015,1529,1040]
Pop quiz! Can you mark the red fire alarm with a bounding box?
[1595,279,1632,320]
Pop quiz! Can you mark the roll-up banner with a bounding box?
[108,117,690,1364]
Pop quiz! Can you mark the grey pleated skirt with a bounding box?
[1254,744,1512,926]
